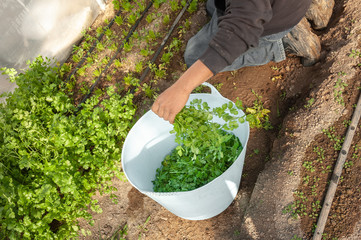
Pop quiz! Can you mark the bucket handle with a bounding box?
[202,82,225,100]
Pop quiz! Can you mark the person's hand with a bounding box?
[151,83,190,124]
[151,60,214,124]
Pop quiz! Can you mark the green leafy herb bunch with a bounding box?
[153,92,272,193]
[153,99,247,192]
[0,57,136,239]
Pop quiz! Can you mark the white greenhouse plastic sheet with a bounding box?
[0,0,106,97]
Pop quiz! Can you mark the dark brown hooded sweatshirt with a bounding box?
[199,0,312,74]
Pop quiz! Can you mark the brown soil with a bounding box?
[72,0,361,239]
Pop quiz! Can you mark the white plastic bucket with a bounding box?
[122,82,250,220]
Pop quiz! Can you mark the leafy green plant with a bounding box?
[321,165,332,174]
[113,0,121,10]
[107,224,128,240]
[0,57,136,239]
[248,148,260,158]
[313,146,325,163]
[163,14,170,25]
[127,13,138,25]
[145,30,158,43]
[137,216,151,240]
[344,160,354,169]
[291,235,302,240]
[136,0,146,12]
[304,98,315,108]
[153,99,246,192]
[141,83,156,99]
[283,191,308,219]
[322,127,344,151]
[149,63,167,80]
[349,49,361,58]
[334,73,348,106]
[187,0,198,13]
[72,48,84,63]
[244,90,272,129]
[123,73,140,87]
[135,61,144,73]
[115,15,124,26]
[214,83,223,91]
[309,200,321,219]
[146,13,156,23]
[303,175,310,185]
[161,52,173,64]
[153,0,165,9]
[121,0,133,12]
[270,65,281,71]
[352,144,360,159]
[170,0,181,11]
[140,48,154,57]
[123,42,133,52]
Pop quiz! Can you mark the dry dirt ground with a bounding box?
[78,0,361,239]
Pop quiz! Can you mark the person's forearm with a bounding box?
[173,60,214,93]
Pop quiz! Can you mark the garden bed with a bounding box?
[75,0,360,239]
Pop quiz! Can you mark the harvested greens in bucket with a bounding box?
[153,99,246,192]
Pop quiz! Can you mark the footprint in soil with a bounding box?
[126,187,145,213]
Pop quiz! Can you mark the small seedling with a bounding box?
[313,146,325,163]
[142,83,156,99]
[115,15,124,25]
[333,74,348,106]
[248,149,260,158]
[322,127,344,151]
[121,0,133,12]
[344,160,353,169]
[321,165,332,174]
[137,216,150,240]
[245,90,272,130]
[109,224,128,240]
[163,14,170,25]
[170,0,181,11]
[343,119,351,127]
[303,161,315,172]
[271,74,282,82]
[291,235,302,240]
[349,49,361,58]
[271,65,281,71]
[304,98,315,108]
[303,175,310,185]
[280,91,287,101]
[187,0,198,13]
[214,83,223,91]
[135,61,144,73]
[127,13,138,25]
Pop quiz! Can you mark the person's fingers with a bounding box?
[158,107,165,119]
[168,113,175,124]
[151,100,160,114]
[164,111,175,124]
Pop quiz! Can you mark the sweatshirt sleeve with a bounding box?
[199,0,273,74]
